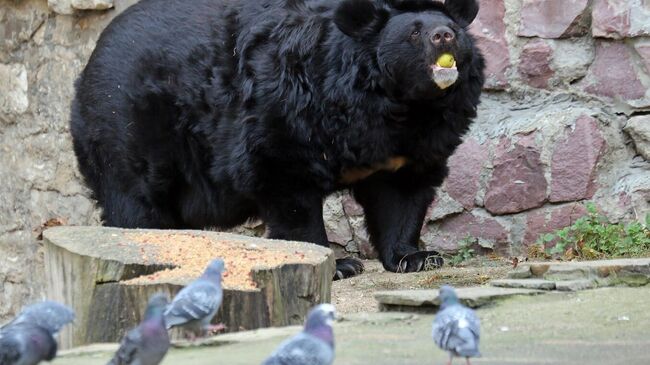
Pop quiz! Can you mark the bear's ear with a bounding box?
[444,0,479,27]
[334,0,389,40]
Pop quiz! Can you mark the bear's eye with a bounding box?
[410,30,420,39]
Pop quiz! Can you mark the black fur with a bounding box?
[71,0,485,279]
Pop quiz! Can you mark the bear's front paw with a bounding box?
[333,258,365,280]
[394,251,444,273]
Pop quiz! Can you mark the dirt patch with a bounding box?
[332,257,512,314]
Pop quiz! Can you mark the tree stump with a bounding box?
[43,227,334,349]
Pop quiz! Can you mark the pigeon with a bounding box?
[431,285,481,365]
[0,301,74,365]
[164,259,225,338]
[0,323,58,365]
[2,300,75,335]
[108,293,170,365]
[261,303,336,365]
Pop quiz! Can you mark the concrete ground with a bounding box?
[56,286,650,365]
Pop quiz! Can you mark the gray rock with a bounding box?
[507,266,532,279]
[424,190,465,222]
[0,64,29,117]
[48,0,114,13]
[323,194,353,247]
[71,0,114,10]
[624,116,650,161]
[47,0,74,14]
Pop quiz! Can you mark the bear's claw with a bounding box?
[334,258,365,280]
[396,251,444,273]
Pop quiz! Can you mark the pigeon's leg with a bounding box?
[206,323,226,334]
[352,168,444,273]
[465,357,471,365]
[446,353,453,365]
[259,193,364,280]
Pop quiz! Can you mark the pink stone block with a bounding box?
[446,138,489,209]
[592,0,630,38]
[519,0,590,38]
[550,116,606,203]
[484,142,547,215]
[524,203,588,245]
[469,0,510,89]
[431,212,509,251]
[518,39,554,89]
[582,42,646,101]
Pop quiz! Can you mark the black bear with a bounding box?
[71,0,485,279]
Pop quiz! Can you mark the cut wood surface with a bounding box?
[43,226,334,349]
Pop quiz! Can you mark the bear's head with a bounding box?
[334,0,483,101]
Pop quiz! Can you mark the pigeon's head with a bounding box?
[143,293,169,321]
[304,303,337,346]
[203,258,226,279]
[305,304,337,330]
[438,285,460,307]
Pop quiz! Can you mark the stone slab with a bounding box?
[491,279,557,290]
[512,258,650,283]
[374,287,543,312]
[555,279,596,291]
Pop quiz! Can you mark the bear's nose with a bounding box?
[430,26,455,45]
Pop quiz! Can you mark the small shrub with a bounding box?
[448,236,476,266]
[535,203,650,260]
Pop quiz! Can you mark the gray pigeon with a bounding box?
[431,285,481,365]
[3,300,75,335]
[108,293,170,365]
[164,259,225,338]
[0,300,75,365]
[261,303,336,365]
[0,323,57,365]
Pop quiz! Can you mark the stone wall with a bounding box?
[0,0,649,322]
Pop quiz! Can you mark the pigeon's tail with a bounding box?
[454,327,480,358]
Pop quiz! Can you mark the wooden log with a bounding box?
[43,226,334,349]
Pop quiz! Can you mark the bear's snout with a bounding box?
[429,26,455,46]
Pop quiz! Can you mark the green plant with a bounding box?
[448,236,476,266]
[536,203,650,260]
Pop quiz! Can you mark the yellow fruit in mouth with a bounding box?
[436,53,455,68]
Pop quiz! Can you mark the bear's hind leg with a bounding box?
[258,193,364,280]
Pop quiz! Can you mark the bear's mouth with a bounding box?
[430,62,458,90]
